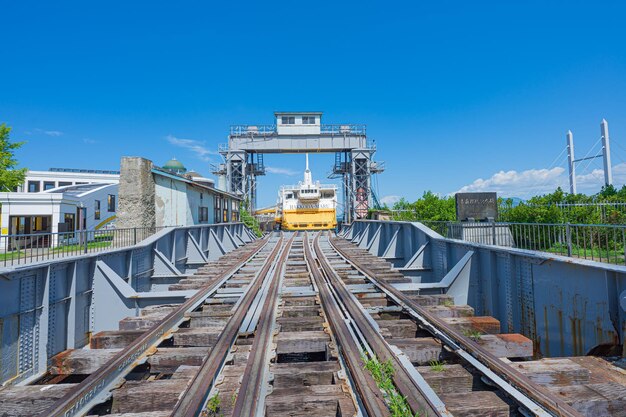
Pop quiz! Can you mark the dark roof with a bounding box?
[151,167,241,200]
[49,168,120,174]
[274,111,323,116]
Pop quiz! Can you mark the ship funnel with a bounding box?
[303,153,313,186]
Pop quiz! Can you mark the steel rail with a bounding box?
[312,232,446,417]
[38,236,270,417]
[231,233,295,417]
[328,234,584,417]
[171,232,290,417]
[303,232,391,417]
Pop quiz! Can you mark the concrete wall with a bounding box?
[116,157,156,229]
[154,175,188,226]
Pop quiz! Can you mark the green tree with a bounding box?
[391,191,456,221]
[0,124,27,191]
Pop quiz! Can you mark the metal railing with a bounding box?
[228,124,368,137]
[498,201,626,223]
[229,125,277,136]
[0,226,172,266]
[320,124,367,135]
[420,220,626,265]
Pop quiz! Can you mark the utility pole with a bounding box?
[601,119,613,187]
[566,130,577,194]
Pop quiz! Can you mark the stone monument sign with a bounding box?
[455,192,498,221]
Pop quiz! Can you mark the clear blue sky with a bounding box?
[2,1,626,207]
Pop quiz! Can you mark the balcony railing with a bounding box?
[228,124,368,137]
[320,124,367,135]
[229,125,277,136]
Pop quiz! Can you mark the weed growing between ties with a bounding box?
[428,360,445,372]
[203,394,222,417]
[362,354,421,417]
[462,328,483,341]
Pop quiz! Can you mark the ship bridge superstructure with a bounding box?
[212,111,384,223]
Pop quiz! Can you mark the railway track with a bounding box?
[1,231,626,416]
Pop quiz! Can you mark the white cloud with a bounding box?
[26,128,64,137]
[455,163,626,198]
[166,135,218,162]
[380,195,401,206]
[266,166,298,176]
[83,138,98,144]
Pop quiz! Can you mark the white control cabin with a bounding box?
[275,111,322,135]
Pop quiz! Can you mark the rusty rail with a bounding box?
[231,234,295,416]
[304,232,392,417]
[328,234,584,417]
[312,232,446,417]
[38,235,271,417]
[170,233,290,417]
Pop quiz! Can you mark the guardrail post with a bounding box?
[492,220,497,246]
[566,222,572,257]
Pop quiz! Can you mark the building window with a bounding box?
[199,207,208,222]
[281,116,295,125]
[302,116,316,124]
[107,195,116,212]
[43,181,56,191]
[231,200,239,222]
[27,181,40,193]
[58,182,72,187]
[214,195,221,223]
[63,213,76,237]
[94,200,101,220]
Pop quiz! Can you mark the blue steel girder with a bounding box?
[0,222,256,386]
[344,220,626,358]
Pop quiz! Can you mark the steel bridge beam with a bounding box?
[343,220,626,358]
[0,223,255,386]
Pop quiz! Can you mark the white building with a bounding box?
[18,168,119,193]
[116,157,243,230]
[275,111,322,135]
[0,183,118,241]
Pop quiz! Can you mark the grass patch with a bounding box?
[0,250,26,261]
[441,299,454,307]
[429,360,445,372]
[544,243,625,264]
[362,354,420,416]
[204,394,221,416]
[53,241,112,253]
[462,329,483,341]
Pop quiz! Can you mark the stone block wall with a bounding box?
[116,157,156,229]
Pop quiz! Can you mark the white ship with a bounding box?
[276,155,337,230]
